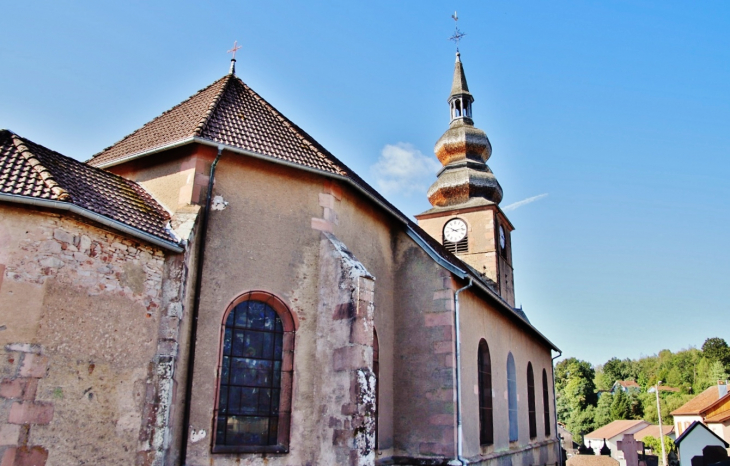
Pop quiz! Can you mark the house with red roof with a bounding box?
[671,381,730,444]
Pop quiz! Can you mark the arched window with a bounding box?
[477,339,493,445]
[507,352,518,442]
[527,362,536,439]
[542,369,551,436]
[374,329,380,450]
[214,291,295,453]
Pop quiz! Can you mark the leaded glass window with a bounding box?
[542,369,550,437]
[216,299,284,447]
[527,362,537,439]
[478,339,493,445]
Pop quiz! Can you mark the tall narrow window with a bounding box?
[507,353,518,442]
[214,291,295,453]
[478,339,493,445]
[542,369,551,437]
[374,329,380,450]
[527,362,537,439]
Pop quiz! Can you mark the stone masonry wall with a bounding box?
[0,205,190,466]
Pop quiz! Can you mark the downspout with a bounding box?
[180,145,223,464]
[451,277,473,466]
[552,350,563,465]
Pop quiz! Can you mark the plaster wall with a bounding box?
[677,426,726,465]
[0,204,190,466]
[675,415,703,437]
[459,289,558,464]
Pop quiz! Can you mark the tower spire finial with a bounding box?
[227,40,242,75]
[449,11,466,52]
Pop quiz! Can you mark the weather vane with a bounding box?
[449,11,466,52]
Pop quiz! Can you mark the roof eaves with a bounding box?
[700,393,730,415]
[89,137,196,169]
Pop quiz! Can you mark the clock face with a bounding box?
[444,218,467,243]
[499,225,506,249]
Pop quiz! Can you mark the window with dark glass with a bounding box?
[216,299,284,448]
[478,339,493,445]
[542,369,551,436]
[527,362,537,439]
[507,353,518,442]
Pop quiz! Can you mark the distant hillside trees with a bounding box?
[556,337,730,441]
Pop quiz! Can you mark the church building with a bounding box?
[0,50,559,466]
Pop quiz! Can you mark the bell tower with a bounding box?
[416,52,515,306]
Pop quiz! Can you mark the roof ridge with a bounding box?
[92,75,230,159]
[193,74,234,137]
[234,77,347,176]
[9,133,70,201]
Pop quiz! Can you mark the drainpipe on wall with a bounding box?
[552,350,563,466]
[450,277,473,466]
[180,145,224,464]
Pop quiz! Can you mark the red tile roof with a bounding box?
[585,420,648,441]
[671,386,727,416]
[89,75,345,175]
[705,411,730,423]
[633,425,675,441]
[0,130,176,244]
[617,380,640,389]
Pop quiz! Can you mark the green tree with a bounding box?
[594,393,613,427]
[709,360,728,381]
[702,338,730,368]
[610,389,631,420]
[567,405,596,445]
[602,358,629,387]
[555,358,597,423]
[642,435,676,456]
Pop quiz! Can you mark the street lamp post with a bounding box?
[656,381,667,466]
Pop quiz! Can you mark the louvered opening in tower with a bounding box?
[444,235,469,254]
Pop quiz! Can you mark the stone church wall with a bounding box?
[0,204,190,466]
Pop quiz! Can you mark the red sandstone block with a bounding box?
[10,446,47,466]
[19,355,48,379]
[323,180,343,201]
[433,289,453,301]
[332,429,351,447]
[0,380,22,399]
[8,402,54,425]
[443,354,456,368]
[349,318,373,346]
[319,193,335,209]
[0,448,15,466]
[333,346,367,372]
[438,299,455,312]
[433,341,453,354]
[429,414,454,426]
[424,313,452,327]
[311,217,333,232]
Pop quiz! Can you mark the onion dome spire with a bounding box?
[427,52,503,207]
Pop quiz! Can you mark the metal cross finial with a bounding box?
[449,11,466,51]
[227,41,242,60]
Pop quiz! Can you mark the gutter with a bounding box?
[0,192,183,252]
[450,278,474,466]
[180,145,223,464]
[552,350,563,463]
[92,138,559,350]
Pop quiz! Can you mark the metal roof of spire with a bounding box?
[450,52,471,98]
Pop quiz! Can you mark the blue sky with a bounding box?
[2,1,729,366]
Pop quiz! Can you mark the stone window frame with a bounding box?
[542,369,551,437]
[527,362,537,439]
[211,290,296,455]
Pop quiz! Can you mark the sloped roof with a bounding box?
[85,71,559,351]
[705,411,730,423]
[671,386,727,416]
[633,425,675,441]
[89,74,345,175]
[0,130,176,244]
[674,421,729,447]
[585,420,648,440]
[616,380,641,389]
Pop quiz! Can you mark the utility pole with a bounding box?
[656,381,667,466]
